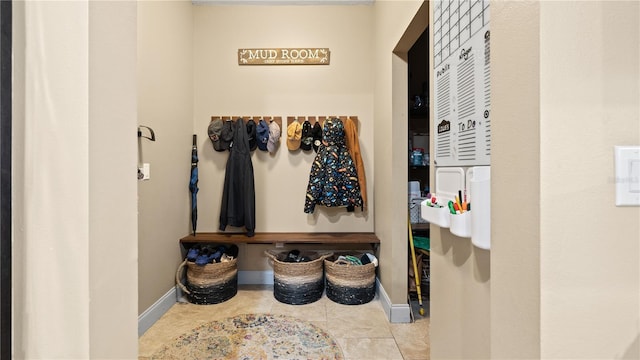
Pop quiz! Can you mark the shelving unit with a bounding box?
[408,27,430,196]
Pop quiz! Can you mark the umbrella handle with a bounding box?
[138,125,155,141]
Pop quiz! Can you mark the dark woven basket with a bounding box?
[324,253,376,305]
[265,250,332,305]
[176,258,238,305]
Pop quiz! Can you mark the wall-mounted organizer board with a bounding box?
[430,1,491,249]
[433,0,491,167]
[421,166,490,250]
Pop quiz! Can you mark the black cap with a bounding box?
[246,119,257,151]
[219,120,234,151]
[300,120,313,151]
[311,122,323,152]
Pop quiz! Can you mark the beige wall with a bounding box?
[427,0,493,357]
[435,1,640,358]
[13,1,138,358]
[192,5,374,234]
[137,0,433,317]
[191,5,376,272]
[88,1,139,358]
[373,0,423,305]
[478,1,638,359]
[137,0,194,312]
[490,1,541,358]
[539,1,639,358]
[136,0,436,318]
[12,0,640,358]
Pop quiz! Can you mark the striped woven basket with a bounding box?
[176,258,238,305]
[265,250,332,305]
[324,252,376,305]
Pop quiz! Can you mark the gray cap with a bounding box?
[267,121,281,153]
[208,118,224,152]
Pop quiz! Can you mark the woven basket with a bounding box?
[176,258,238,305]
[409,197,427,224]
[324,252,376,305]
[265,250,332,305]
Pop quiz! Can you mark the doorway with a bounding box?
[0,1,11,358]
[407,26,430,319]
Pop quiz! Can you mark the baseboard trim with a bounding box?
[138,286,177,337]
[139,271,274,336]
[139,271,410,336]
[376,278,411,323]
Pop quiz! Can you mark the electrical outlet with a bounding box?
[138,163,150,180]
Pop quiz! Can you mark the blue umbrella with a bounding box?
[189,134,199,235]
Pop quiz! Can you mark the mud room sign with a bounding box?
[238,48,330,65]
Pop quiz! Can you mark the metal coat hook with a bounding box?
[138,125,156,141]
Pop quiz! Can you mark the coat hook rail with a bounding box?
[210,116,283,129]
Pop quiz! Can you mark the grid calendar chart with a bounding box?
[433,0,490,167]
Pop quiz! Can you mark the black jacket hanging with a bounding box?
[219,118,256,236]
[304,118,363,214]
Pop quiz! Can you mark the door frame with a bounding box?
[0,0,12,358]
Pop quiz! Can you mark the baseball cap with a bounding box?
[219,120,234,151]
[256,120,270,151]
[311,122,323,152]
[207,118,224,152]
[267,121,281,153]
[246,119,257,151]
[286,121,302,151]
[300,120,313,151]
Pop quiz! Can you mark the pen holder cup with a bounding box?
[449,211,472,238]
[421,203,451,228]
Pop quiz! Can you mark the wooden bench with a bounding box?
[180,232,380,252]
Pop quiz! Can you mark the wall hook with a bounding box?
[138,125,156,141]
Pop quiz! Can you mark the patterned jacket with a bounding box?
[304,118,363,214]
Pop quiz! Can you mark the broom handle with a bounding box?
[408,218,423,305]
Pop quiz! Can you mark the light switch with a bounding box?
[630,160,640,193]
[615,146,640,206]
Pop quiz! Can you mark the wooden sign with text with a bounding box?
[238,48,330,65]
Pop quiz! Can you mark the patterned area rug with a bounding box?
[150,313,344,360]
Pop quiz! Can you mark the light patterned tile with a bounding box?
[140,286,432,360]
[390,318,430,360]
[337,338,404,360]
[325,298,392,338]
[325,297,384,311]
[309,320,330,332]
[269,296,328,322]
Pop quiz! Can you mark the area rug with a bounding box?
[150,313,344,360]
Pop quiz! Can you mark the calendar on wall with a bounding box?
[433,0,491,166]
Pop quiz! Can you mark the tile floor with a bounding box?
[139,285,430,360]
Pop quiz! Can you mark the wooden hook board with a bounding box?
[285,116,359,129]
[210,116,282,130]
